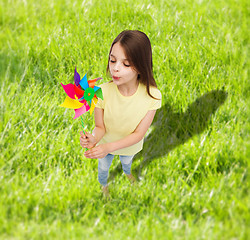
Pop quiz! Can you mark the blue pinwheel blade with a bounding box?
[79,73,89,90]
[94,86,100,92]
[78,96,85,101]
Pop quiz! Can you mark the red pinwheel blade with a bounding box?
[74,84,84,98]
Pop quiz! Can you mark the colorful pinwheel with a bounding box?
[59,67,103,132]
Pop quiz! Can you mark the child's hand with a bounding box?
[84,144,110,159]
[80,131,97,149]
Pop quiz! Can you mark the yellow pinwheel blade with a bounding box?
[89,97,98,115]
[59,96,84,109]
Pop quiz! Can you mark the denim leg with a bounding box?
[120,155,134,175]
[98,154,114,186]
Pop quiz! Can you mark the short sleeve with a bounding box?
[96,97,104,109]
[149,88,162,110]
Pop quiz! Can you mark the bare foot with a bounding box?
[126,174,136,184]
[102,185,110,198]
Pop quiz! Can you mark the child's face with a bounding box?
[109,43,138,87]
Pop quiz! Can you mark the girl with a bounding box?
[80,30,161,197]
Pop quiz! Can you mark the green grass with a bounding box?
[0,0,249,239]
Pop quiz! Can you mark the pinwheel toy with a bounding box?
[59,67,103,135]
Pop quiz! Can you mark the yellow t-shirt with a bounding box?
[96,82,162,155]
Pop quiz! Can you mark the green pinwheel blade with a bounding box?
[95,88,103,100]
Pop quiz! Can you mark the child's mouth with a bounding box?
[113,76,120,80]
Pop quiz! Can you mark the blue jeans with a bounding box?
[98,154,134,187]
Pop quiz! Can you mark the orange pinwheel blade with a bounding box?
[88,79,97,88]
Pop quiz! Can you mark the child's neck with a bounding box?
[117,81,139,97]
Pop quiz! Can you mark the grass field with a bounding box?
[0,0,249,239]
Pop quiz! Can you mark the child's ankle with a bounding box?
[126,174,136,183]
[102,185,110,198]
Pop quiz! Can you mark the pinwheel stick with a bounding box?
[80,115,88,150]
[80,115,86,135]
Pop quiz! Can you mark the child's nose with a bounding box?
[113,62,121,71]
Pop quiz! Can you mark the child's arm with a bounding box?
[92,107,106,143]
[84,110,156,159]
[80,108,105,149]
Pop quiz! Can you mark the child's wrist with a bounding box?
[92,135,98,145]
[105,142,114,153]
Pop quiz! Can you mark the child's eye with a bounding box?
[110,60,116,63]
[124,63,130,67]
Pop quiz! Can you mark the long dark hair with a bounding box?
[107,30,158,99]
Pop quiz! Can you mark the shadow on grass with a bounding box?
[108,89,227,181]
